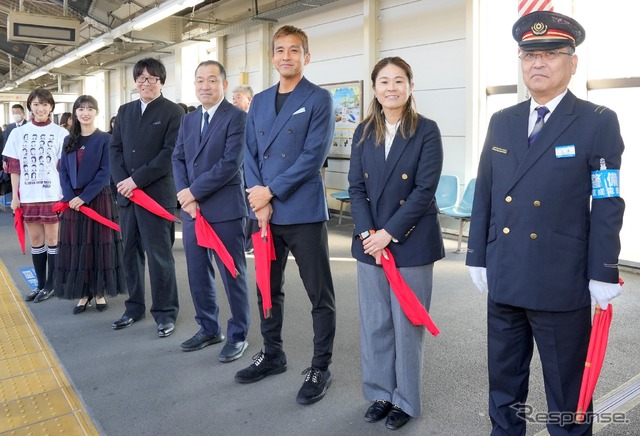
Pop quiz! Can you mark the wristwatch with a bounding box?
[359,229,376,240]
[268,186,276,197]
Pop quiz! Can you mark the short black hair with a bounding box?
[133,58,167,84]
[27,89,55,113]
[11,104,25,113]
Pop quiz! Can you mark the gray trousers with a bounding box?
[357,261,434,417]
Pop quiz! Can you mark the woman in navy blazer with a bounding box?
[348,57,445,430]
[55,95,125,313]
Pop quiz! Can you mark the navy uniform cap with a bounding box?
[513,11,585,51]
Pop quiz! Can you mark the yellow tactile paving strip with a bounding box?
[0,261,99,435]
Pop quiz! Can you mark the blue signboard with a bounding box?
[19,267,39,290]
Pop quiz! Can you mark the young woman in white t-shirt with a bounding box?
[2,88,68,302]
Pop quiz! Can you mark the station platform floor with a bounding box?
[1,209,639,436]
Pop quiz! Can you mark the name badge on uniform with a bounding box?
[555,145,575,158]
[592,158,620,198]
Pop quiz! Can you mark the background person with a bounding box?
[172,60,251,362]
[231,84,257,254]
[109,57,184,338]
[59,112,73,131]
[55,95,125,314]
[2,89,68,302]
[236,25,336,406]
[466,11,625,435]
[348,56,444,430]
[3,104,28,170]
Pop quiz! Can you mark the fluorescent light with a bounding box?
[132,0,204,31]
[52,35,114,69]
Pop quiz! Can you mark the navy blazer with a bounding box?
[466,91,625,311]
[59,131,110,203]
[172,99,247,222]
[244,77,334,225]
[348,116,445,267]
[109,94,184,208]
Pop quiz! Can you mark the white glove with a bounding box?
[468,266,488,293]
[588,279,622,309]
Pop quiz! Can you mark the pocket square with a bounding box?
[292,107,306,115]
[153,121,162,125]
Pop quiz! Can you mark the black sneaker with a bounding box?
[296,367,332,405]
[234,350,287,384]
[33,289,54,303]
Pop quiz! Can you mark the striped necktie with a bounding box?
[528,106,549,145]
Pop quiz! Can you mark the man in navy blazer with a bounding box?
[235,25,336,406]
[110,58,184,338]
[466,12,625,435]
[172,60,251,363]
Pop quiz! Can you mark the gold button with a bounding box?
[399,200,405,205]
[402,174,408,180]
[505,196,512,203]
[533,200,541,207]
[364,173,369,178]
[530,233,538,239]
[503,227,510,234]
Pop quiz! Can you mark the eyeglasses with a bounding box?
[519,50,573,63]
[136,76,160,84]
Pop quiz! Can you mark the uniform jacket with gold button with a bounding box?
[348,116,445,267]
[466,91,625,311]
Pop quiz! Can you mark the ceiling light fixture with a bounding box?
[132,0,204,31]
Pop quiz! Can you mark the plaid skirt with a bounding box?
[21,202,59,224]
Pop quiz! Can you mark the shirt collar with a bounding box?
[529,89,568,116]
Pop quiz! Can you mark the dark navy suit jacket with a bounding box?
[172,99,247,222]
[466,91,625,311]
[348,116,445,267]
[244,77,334,225]
[59,131,111,203]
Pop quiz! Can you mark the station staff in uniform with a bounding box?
[466,11,625,435]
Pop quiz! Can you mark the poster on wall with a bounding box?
[321,81,363,159]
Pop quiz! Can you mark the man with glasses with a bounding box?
[110,58,184,338]
[466,11,625,435]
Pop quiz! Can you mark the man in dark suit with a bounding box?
[172,60,251,362]
[110,58,184,338]
[235,25,336,406]
[2,104,27,168]
[466,11,625,435]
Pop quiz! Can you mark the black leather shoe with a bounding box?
[385,406,411,430]
[157,323,175,338]
[180,332,225,351]
[112,315,136,330]
[219,340,248,363]
[34,289,54,303]
[364,400,393,423]
[24,290,39,302]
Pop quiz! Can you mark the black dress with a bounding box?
[55,133,126,299]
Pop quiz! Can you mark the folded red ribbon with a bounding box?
[53,201,121,232]
[380,248,440,336]
[194,209,238,278]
